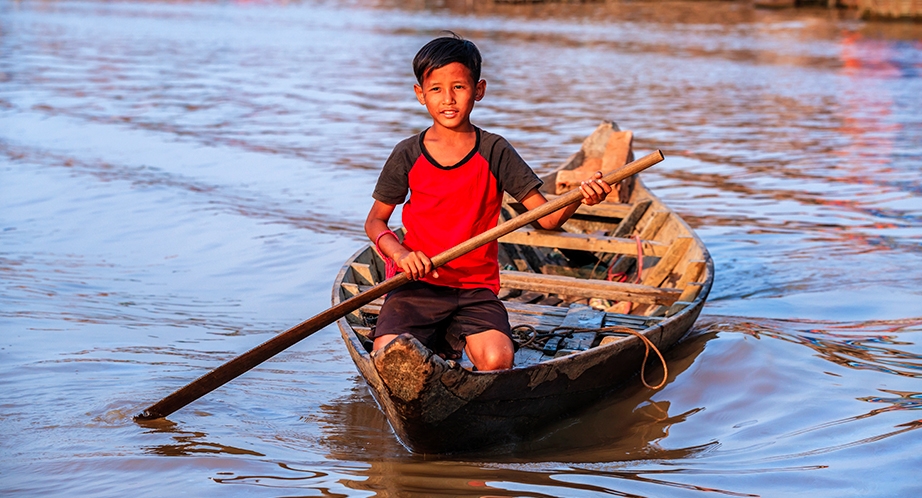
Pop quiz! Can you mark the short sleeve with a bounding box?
[373,135,418,205]
[481,131,543,202]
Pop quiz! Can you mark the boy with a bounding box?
[365,33,611,371]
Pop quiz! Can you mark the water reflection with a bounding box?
[714,316,922,378]
[137,418,265,457]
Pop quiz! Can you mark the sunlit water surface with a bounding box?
[2,0,921,496]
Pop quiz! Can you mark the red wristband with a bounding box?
[374,229,398,260]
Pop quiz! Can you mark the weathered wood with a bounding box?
[612,199,652,238]
[638,211,671,240]
[499,229,669,256]
[679,282,704,303]
[500,270,682,306]
[641,237,693,288]
[513,347,547,367]
[675,260,705,291]
[558,305,605,353]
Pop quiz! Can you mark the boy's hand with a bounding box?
[579,171,612,206]
[393,248,439,280]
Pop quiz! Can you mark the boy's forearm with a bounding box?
[365,219,403,260]
[537,202,580,230]
[522,174,611,230]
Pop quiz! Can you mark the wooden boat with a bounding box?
[332,121,713,454]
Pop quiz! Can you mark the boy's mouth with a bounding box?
[441,110,459,118]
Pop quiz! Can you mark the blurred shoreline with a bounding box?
[385,0,922,22]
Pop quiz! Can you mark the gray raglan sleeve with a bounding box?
[488,135,543,202]
[372,137,415,205]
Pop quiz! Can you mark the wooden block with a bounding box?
[350,263,377,286]
[341,282,360,297]
[599,335,624,346]
[555,158,602,194]
[601,130,633,172]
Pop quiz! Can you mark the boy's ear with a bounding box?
[414,84,425,105]
[475,79,486,101]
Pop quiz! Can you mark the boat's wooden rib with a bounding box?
[611,199,652,238]
[332,121,714,454]
[638,210,671,240]
[640,237,693,287]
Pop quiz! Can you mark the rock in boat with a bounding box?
[332,121,713,454]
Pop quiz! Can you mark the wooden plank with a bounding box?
[500,271,682,306]
[638,211,671,240]
[558,304,605,353]
[513,347,547,367]
[640,237,693,288]
[499,230,669,257]
[611,199,652,238]
[559,304,606,329]
[678,282,704,303]
[675,260,705,292]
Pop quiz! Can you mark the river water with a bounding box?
[2,0,921,496]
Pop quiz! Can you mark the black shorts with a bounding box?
[371,281,512,358]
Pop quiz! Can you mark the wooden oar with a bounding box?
[135,150,665,420]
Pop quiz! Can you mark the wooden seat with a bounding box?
[500,270,682,306]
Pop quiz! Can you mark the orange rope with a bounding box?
[596,325,668,390]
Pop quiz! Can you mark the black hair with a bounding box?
[412,32,482,85]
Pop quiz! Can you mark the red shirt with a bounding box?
[373,127,542,293]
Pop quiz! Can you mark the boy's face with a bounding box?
[414,62,485,132]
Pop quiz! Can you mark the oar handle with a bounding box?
[136,150,664,420]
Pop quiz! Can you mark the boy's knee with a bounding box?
[477,350,513,371]
[466,331,514,371]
